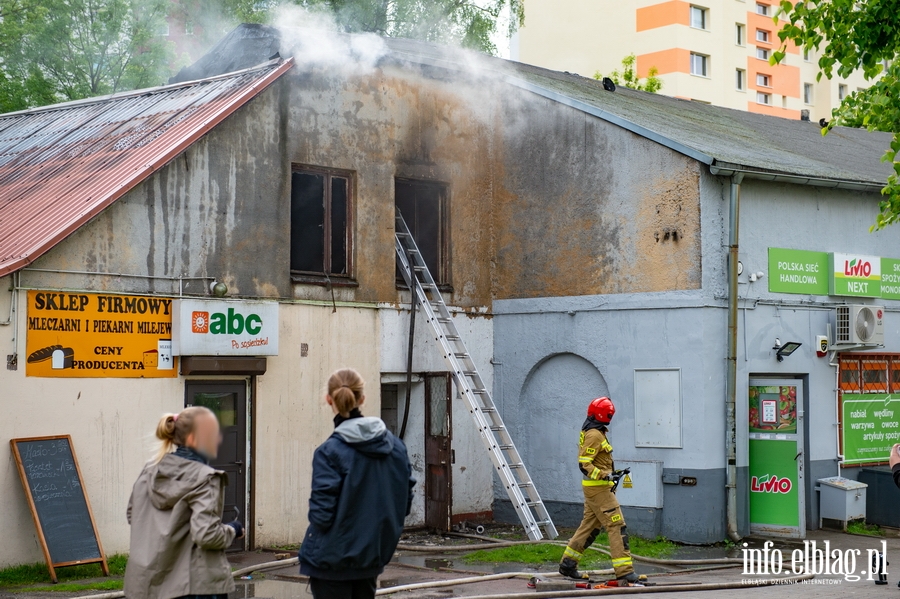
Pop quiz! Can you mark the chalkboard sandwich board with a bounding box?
[10,435,109,583]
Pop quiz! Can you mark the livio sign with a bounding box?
[172,299,279,356]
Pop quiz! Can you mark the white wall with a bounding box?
[379,305,494,521]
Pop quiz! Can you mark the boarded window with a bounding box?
[395,178,450,286]
[290,167,352,278]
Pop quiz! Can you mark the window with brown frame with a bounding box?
[395,178,450,287]
[290,166,353,282]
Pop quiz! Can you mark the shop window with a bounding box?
[395,178,450,287]
[840,359,861,393]
[891,361,900,391]
[290,166,353,282]
[862,359,889,393]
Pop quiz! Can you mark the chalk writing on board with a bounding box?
[13,438,101,564]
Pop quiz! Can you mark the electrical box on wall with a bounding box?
[615,460,663,509]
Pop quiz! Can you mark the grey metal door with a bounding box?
[185,380,247,550]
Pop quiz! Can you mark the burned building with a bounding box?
[1,24,898,566]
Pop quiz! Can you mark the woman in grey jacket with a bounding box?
[125,407,243,599]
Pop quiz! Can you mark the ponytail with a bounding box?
[328,368,365,417]
[152,406,213,463]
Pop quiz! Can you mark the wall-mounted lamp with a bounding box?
[749,271,765,283]
[773,338,802,362]
[209,280,228,298]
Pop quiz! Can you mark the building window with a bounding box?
[690,6,707,29]
[395,178,450,286]
[781,95,788,108]
[736,68,746,90]
[184,20,194,36]
[757,92,772,105]
[735,23,745,45]
[803,49,811,62]
[756,73,771,87]
[756,29,770,43]
[756,47,770,60]
[690,53,708,76]
[838,84,848,100]
[803,82,814,104]
[756,2,769,15]
[156,21,170,36]
[290,166,353,279]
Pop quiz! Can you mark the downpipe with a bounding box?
[725,173,743,542]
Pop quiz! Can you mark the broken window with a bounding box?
[290,166,352,281]
[395,178,450,287]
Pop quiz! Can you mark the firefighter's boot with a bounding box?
[559,557,590,580]
[616,571,642,585]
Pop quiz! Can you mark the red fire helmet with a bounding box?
[587,396,615,424]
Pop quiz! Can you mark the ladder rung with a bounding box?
[395,211,555,541]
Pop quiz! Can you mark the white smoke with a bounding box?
[271,5,388,75]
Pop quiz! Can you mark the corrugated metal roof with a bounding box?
[0,58,293,278]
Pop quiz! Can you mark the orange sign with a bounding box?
[26,291,177,378]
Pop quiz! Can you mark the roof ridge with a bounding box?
[0,58,284,120]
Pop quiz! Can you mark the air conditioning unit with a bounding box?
[834,304,885,346]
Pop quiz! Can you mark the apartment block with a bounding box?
[512,0,870,121]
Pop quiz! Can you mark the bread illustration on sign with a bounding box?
[27,345,62,363]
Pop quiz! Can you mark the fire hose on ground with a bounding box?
[76,532,776,599]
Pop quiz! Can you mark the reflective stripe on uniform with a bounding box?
[612,557,633,567]
[578,457,593,463]
[563,546,584,560]
[600,441,612,452]
[582,479,615,486]
[589,468,602,480]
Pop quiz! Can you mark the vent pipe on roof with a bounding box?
[800,109,810,122]
[602,77,616,92]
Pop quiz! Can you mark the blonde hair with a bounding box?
[153,406,214,463]
[328,368,365,417]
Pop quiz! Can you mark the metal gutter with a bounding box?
[725,173,743,542]
[710,162,885,191]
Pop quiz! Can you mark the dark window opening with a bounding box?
[290,167,352,280]
[395,178,450,287]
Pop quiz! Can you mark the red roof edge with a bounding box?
[0,57,294,279]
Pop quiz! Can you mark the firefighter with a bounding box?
[558,396,639,584]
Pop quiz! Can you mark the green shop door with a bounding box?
[748,379,805,538]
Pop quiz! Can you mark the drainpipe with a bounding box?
[725,173,743,542]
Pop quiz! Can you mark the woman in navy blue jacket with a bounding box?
[299,368,415,599]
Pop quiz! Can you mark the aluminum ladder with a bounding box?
[394,210,558,541]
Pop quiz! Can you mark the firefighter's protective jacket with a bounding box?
[578,428,615,487]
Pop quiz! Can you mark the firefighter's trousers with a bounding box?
[562,485,634,577]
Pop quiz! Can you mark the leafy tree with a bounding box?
[774,0,900,229]
[0,0,174,111]
[231,0,524,55]
[593,54,663,93]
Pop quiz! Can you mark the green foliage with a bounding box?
[463,543,610,567]
[463,535,676,565]
[0,554,127,587]
[774,0,900,229]
[0,0,175,111]
[594,54,663,93]
[847,520,883,536]
[17,580,124,593]
[223,0,523,55]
